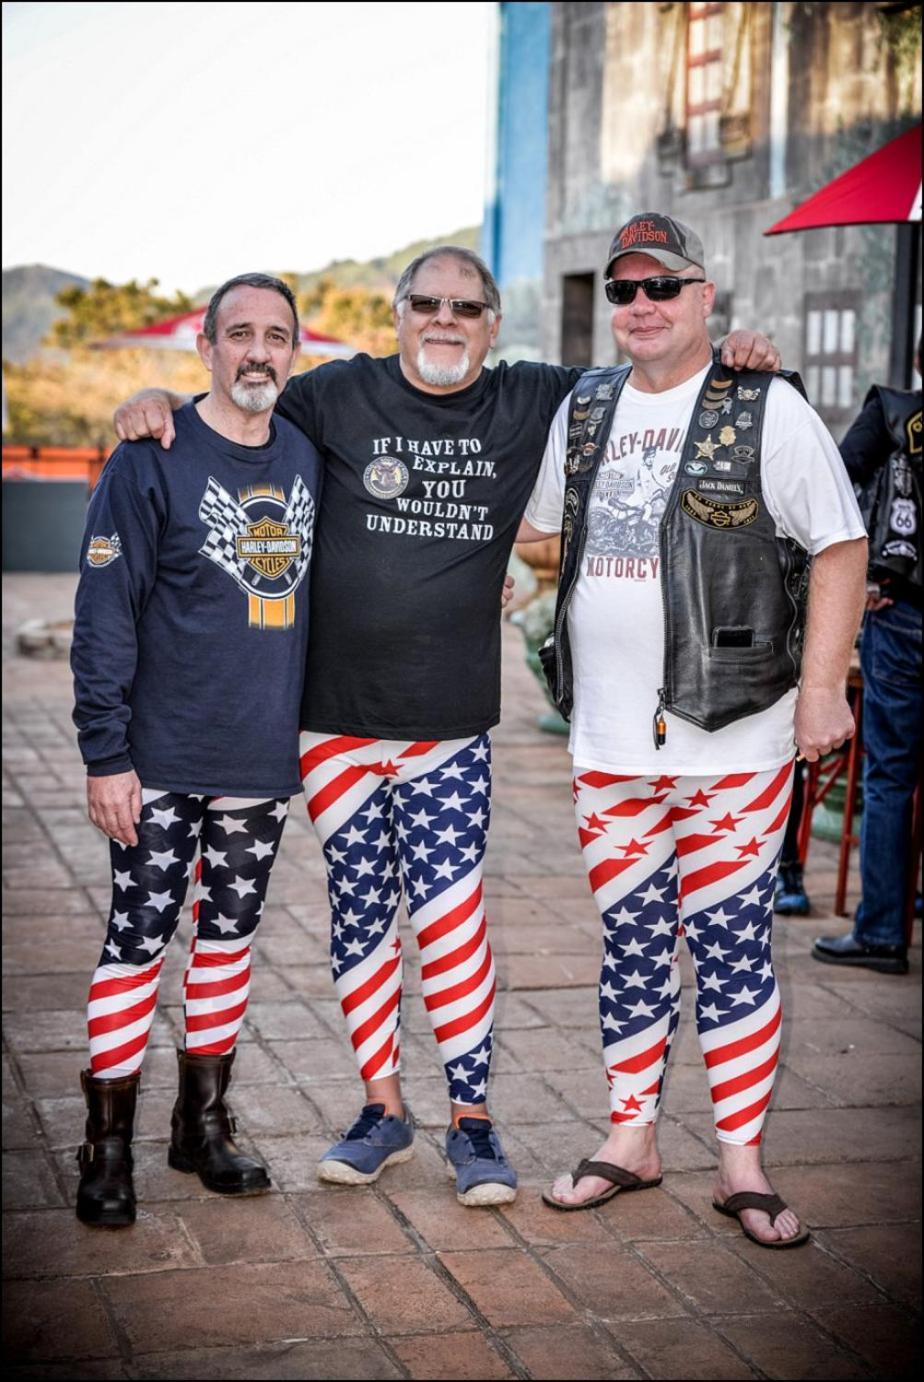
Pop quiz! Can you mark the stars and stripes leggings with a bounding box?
[574,763,794,1145]
[87,790,288,1079]
[300,732,495,1105]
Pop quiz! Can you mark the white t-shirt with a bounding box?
[523,366,866,773]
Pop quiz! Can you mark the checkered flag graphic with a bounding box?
[282,474,315,584]
[199,478,251,588]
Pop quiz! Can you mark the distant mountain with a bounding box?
[2,228,481,364]
[295,225,481,294]
[2,264,89,362]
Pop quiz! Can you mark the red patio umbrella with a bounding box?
[94,308,354,357]
[765,123,922,386]
[765,124,921,235]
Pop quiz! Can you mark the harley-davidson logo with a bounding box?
[681,490,759,529]
[235,518,301,579]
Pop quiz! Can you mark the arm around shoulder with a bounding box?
[113,388,190,450]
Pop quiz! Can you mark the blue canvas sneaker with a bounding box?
[317,1103,414,1185]
[445,1116,517,1206]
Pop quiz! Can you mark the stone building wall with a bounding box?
[540,1,921,433]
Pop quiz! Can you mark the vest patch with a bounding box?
[681,489,759,529]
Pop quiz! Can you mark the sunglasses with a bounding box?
[403,294,492,319]
[604,276,706,306]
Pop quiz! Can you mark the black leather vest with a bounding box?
[863,384,923,589]
[539,358,810,744]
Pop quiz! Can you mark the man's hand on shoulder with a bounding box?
[114,389,182,450]
[720,331,781,374]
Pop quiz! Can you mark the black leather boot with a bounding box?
[75,1069,139,1227]
[168,1050,270,1194]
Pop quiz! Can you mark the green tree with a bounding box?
[49,278,193,349]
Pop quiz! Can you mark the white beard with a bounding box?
[231,377,279,413]
[415,345,471,388]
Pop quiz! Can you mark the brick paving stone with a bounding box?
[636,1239,783,1315]
[387,1330,515,1378]
[614,1318,754,1379]
[17,1050,94,1098]
[299,1188,416,1256]
[3,1206,201,1279]
[502,1323,641,1379]
[498,1194,620,1247]
[265,962,349,996]
[785,1015,921,1057]
[598,1185,708,1243]
[725,1234,881,1306]
[243,1000,331,1042]
[337,1254,473,1332]
[439,1247,578,1328]
[4,935,103,974]
[682,1104,922,1166]
[535,1242,687,1322]
[748,1159,922,1228]
[3,889,96,916]
[3,1278,119,1362]
[2,1147,66,1210]
[807,1302,921,1379]
[784,1048,922,1106]
[243,1133,339,1192]
[220,1082,316,1136]
[815,1223,923,1308]
[387,1189,514,1252]
[103,1260,361,1352]
[7,1360,131,1380]
[178,1194,318,1265]
[500,953,601,988]
[493,1026,600,1074]
[131,1338,402,1380]
[714,1312,870,1379]
[270,1036,375,1083]
[489,993,547,1030]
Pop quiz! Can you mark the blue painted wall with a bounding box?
[482,2,551,288]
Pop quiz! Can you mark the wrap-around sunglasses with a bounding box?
[604,276,706,306]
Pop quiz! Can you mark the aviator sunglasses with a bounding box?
[604,276,706,306]
[403,294,492,319]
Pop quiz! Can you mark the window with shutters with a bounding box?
[803,293,859,424]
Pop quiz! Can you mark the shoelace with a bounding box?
[459,1118,498,1161]
[345,1103,387,1141]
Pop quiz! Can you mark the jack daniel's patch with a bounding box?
[681,489,759,529]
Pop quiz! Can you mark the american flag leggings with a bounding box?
[574,762,795,1145]
[300,732,496,1105]
[87,790,289,1078]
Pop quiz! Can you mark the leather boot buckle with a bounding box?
[77,1142,94,1169]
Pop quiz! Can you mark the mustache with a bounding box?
[235,363,277,382]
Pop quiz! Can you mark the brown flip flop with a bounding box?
[542,1158,663,1212]
[713,1191,810,1248]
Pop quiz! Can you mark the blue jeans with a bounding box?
[855,600,923,947]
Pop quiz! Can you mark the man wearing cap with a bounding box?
[519,213,867,1247]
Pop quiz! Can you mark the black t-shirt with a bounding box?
[276,354,581,738]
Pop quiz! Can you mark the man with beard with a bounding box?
[72,274,322,1226]
[518,214,867,1245]
[113,245,778,1206]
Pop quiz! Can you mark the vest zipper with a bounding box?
[653,690,667,749]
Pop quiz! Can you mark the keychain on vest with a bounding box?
[652,691,667,749]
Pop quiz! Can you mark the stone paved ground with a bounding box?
[2,574,921,1381]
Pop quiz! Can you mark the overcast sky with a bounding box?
[2,1,494,293]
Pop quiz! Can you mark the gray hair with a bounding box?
[203,273,299,345]
[393,246,502,315]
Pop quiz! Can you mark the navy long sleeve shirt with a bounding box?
[72,403,322,796]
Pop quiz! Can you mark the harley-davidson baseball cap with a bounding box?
[605,213,706,276]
